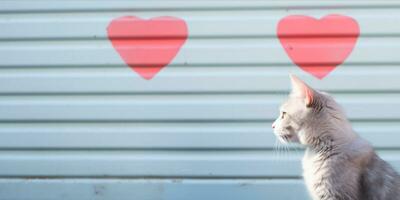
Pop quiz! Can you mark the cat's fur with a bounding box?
[272,74,400,200]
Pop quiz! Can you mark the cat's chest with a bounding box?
[302,150,317,183]
[302,149,329,199]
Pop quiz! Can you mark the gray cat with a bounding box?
[272,74,400,200]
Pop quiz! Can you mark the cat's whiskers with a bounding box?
[273,138,279,160]
[274,138,284,160]
[283,141,290,158]
[288,142,302,157]
[273,138,277,160]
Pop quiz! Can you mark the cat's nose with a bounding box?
[272,122,276,129]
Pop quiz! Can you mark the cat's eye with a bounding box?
[281,112,287,119]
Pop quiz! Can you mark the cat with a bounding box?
[272,74,400,200]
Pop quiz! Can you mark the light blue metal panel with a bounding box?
[0,0,400,199]
[1,12,400,40]
[0,66,399,93]
[0,122,398,149]
[1,1,399,12]
[0,150,301,177]
[2,38,400,67]
[0,94,399,121]
[0,150,398,178]
[0,179,309,200]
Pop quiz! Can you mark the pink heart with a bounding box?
[107,16,188,80]
[277,15,360,79]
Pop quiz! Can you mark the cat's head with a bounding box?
[272,74,347,145]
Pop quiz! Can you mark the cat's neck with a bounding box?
[302,113,357,154]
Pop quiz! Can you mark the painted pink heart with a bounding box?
[107,16,188,80]
[277,15,360,79]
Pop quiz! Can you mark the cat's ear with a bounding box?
[289,74,314,107]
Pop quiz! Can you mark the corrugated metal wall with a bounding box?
[0,1,400,199]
